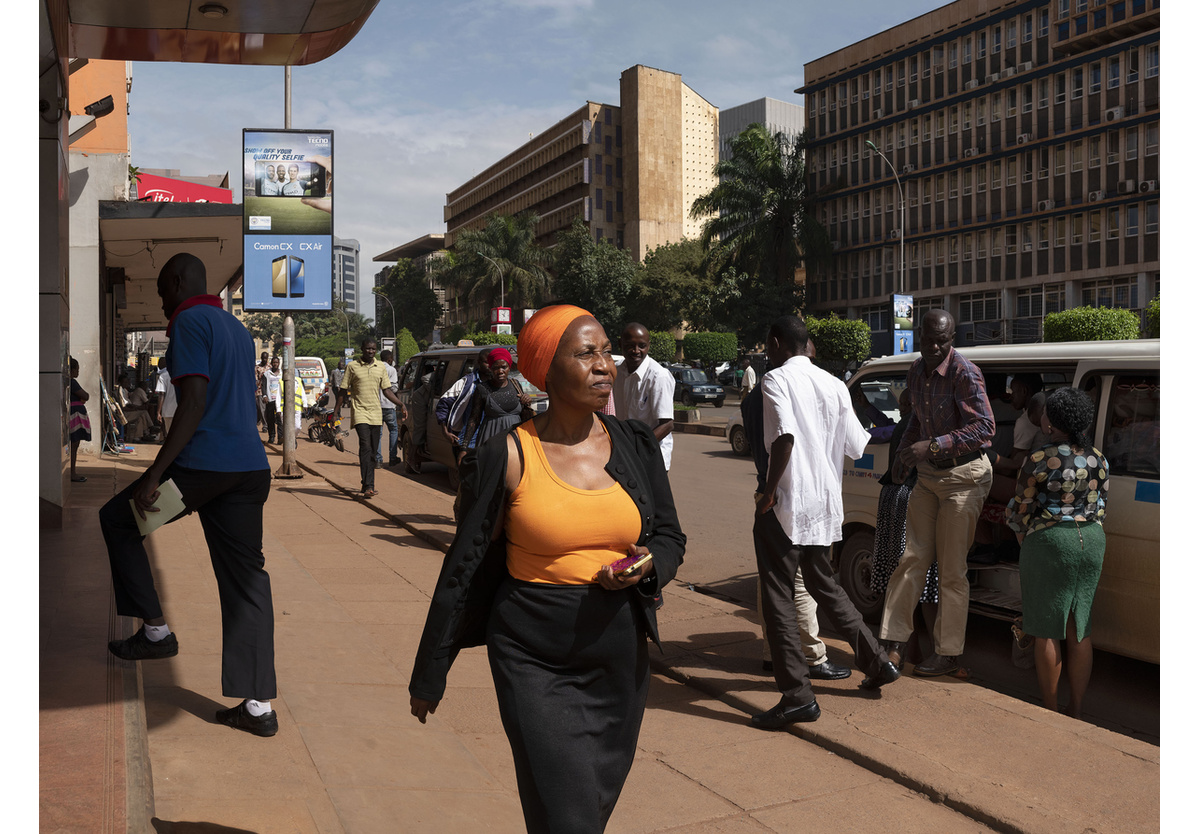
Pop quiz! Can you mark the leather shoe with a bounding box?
[750,699,820,730]
[216,700,278,737]
[859,661,901,690]
[108,627,179,661]
[879,639,905,668]
[807,661,852,680]
[914,654,960,677]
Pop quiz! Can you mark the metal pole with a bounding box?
[284,66,291,129]
[866,140,906,294]
[373,288,396,348]
[275,317,302,478]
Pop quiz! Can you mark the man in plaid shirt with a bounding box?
[878,309,994,678]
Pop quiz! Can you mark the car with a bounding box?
[726,412,750,456]
[395,345,547,488]
[668,365,725,407]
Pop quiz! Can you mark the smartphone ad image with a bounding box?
[245,238,329,311]
[272,256,288,297]
[289,255,305,297]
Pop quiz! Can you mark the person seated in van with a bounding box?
[852,387,900,443]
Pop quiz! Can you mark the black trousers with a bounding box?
[99,465,276,700]
[755,509,888,706]
[487,578,649,834]
[354,423,381,489]
[264,400,282,443]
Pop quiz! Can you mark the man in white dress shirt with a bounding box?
[750,315,899,730]
[612,323,675,470]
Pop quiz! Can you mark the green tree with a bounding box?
[461,332,518,347]
[395,328,420,365]
[1043,306,1140,342]
[445,212,552,312]
[551,218,637,337]
[647,331,678,365]
[690,124,831,292]
[805,314,871,378]
[1143,296,1160,338]
[626,238,743,334]
[375,259,444,343]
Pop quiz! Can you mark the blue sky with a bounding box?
[128,0,952,315]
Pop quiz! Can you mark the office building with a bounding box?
[719,97,807,159]
[333,236,361,315]
[373,234,450,336]
[798,0,1159,350]
[444,64,718,262]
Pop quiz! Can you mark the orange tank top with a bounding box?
[505,421,644,584]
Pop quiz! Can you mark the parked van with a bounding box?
[835,339,1159,664]
[395,345,547,488]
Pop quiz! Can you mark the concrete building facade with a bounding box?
[333,236,361,316]
[798,0,1159,350]
[718,97,807,160]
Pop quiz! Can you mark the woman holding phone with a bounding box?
[409,305,685,833]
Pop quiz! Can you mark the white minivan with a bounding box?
[833,339,1159,664]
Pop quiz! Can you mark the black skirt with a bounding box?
[486,577,650,834]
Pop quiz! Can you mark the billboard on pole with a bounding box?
[242,129,333,311]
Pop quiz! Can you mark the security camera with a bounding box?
[84,95,114,118]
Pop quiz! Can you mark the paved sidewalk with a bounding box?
[39,433,1159,833]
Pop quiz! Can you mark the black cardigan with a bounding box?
[409,414,686,702]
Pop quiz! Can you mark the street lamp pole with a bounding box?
[866,139,906,295]
[477,253,504,310]
[335,307,350,350]
[373,288,397,348]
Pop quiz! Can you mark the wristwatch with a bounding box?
[928,438,941,456]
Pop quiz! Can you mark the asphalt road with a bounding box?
[667,430,1161,746]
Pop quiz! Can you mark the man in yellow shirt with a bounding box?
[335,338,407,498]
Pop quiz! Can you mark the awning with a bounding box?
[99,200,244,330]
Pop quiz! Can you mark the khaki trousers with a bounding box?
[879,455,992,656]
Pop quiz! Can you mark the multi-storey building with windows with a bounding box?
[798,0,1159,351]
[333,236,361,315]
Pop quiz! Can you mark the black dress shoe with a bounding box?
[808,661,852,680]
[108,627,179,661]
[859,661,901,690]
[216,700,278,737]
[750,699,821,730]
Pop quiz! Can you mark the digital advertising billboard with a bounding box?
[892,293,914,355]
[242,129,333,311]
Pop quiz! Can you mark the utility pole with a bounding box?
[276,65,302,479]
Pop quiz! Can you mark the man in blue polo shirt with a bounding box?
[99,252,278,738]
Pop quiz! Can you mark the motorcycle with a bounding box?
[307,408,344,452]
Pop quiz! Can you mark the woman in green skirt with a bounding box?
[1005,387,1110,718]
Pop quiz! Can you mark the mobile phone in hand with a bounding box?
[608,552,653,577]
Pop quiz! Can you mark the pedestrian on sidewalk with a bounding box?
[155,363,178,440]
[457,347,534,464]
[739,357,756,402]
[117,373,154,442]
[1005,387,1109,718]
[259,355,283,444]
[877,309,994,678]
[98,252,278,738]
[410,305,685,834]
[375,349,400,467]
[743,341,851,682]
[335,338,407,499]
[752,315,900,731]
[613,322,675,471]
[68,357,91,483]
[331,357,347,415]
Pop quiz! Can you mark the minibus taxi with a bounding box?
[836,339,1159,664]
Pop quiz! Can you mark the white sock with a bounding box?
[246,699,272,716]
[144,623,171,642]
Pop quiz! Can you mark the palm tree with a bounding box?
[448,212,553,313]
[690,124,831,292]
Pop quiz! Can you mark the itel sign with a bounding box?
[136,172,233,204]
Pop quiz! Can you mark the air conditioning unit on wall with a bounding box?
[964,147,979,157]
[889,229,901,239]
[1105,106,1125,122]
[964,79,979,90]
[1118,180,1136,194]
[1139,180,1157,193]
[1088,190,1105,202]
[1016,133,1031,145]
[1038,199,1056,211]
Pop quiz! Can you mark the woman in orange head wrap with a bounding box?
[411,306,686,833]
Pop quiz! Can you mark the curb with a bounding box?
[672,422,727,437]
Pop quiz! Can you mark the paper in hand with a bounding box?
[131,478,186,537]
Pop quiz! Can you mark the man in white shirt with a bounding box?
[376,349,400,467]
[739,358,757,401]
[751,315,899,730]
[259,356,283,444]
[155,365,178,438]
[612,323,675,470]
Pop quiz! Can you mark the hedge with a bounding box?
[460,332,519,346]
[648,331,677,365]
[1042,306,1140,342]
[805,314,871,365]
[1143,296,1159,339]
[682,332,738,365]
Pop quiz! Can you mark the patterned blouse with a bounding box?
[1005,443,1110,536]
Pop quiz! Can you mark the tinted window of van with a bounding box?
[1102,373,1160,478]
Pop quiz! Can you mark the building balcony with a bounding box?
[1053,0,1159,56]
